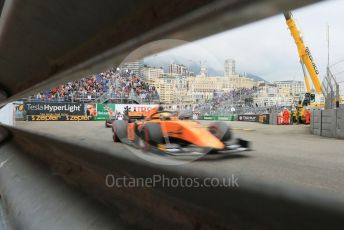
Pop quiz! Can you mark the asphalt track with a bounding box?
[16,121,344,196]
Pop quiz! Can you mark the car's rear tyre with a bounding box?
[139,123,164,152]
[208,121,232,141]
[113,130,120,142]
[112,120,127,143]
[105,121,111,128]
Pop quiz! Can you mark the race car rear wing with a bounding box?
[127,111,148,120]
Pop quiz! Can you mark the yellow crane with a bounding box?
[284,11,324,123]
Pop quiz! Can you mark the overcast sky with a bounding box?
[148,0,344,82]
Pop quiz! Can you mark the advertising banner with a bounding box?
[237,115,259,122]
[85,103,116,121]
[27,115,92,121]
[217,116,233,121]
[25,102,157,121]
[200,115,235,121]
[115,104,157,116]
[96,104,116,120]
[202,115,216,120]
[24,102,85,116]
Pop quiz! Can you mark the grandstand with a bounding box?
[26,67,273,116]
[208,87,306,116]
[27,68,160,104]
[193,88,270,115]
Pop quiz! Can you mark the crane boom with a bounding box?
[284,11,323,94]
[300,60,311,93]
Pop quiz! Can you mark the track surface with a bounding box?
[16,121,344,195]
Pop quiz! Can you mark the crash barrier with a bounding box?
[2,125,344,229]
[237,114,270,124]
[23,102,157,121]
[310,109,344,139]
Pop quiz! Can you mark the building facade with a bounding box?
[199,63,208,77]
[151,74,175,104]
[143,67,163,82]
[273,80,305,97]
[224,59,236,76]
[253,81,305,107]
[186,75,258,103]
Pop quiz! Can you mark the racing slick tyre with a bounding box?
[105,120,112,128]
[139,122,164,152]
[112,120,127,143]
[206,121,232,154]
[208,121,232,141]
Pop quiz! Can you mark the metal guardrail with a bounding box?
[0,196,9,230]
[1,126,344,229]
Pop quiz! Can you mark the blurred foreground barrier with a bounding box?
[1,126,344,229]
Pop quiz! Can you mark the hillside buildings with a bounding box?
[253,80,305,107]
[169,63,193,76]
[142,67,163,82]
[142,59,306,107]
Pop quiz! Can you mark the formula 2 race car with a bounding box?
[111,106,250,155]
[105,115,124,128]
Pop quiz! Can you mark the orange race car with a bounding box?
[111,105,250,155]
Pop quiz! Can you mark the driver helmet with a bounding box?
[159,112,171,120]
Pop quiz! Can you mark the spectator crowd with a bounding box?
[29,68,159,103]
[193,88,265,115]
